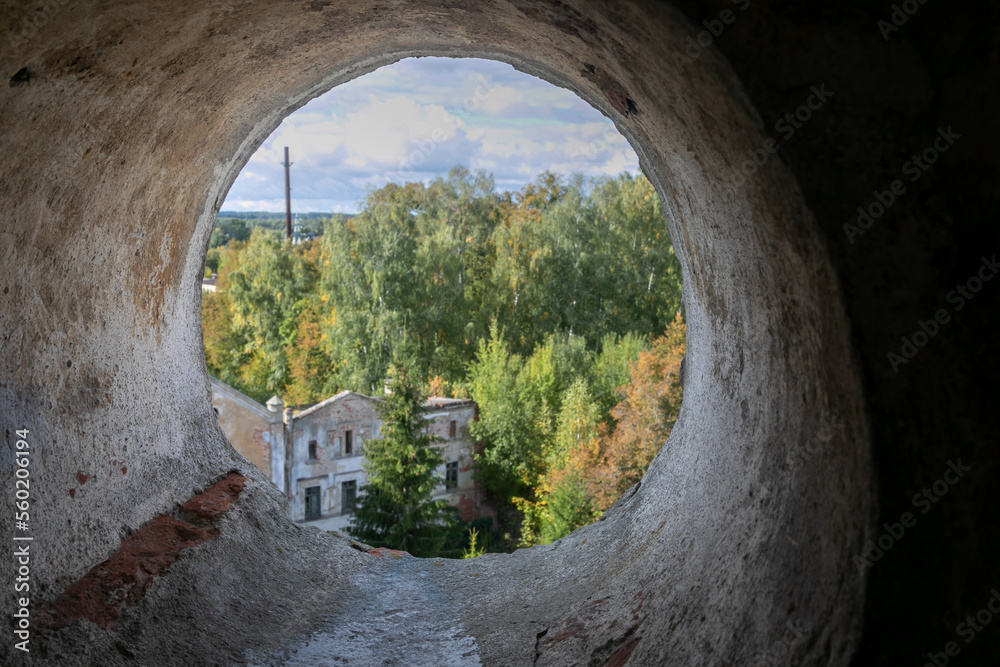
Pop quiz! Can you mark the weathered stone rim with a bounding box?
[0,2,872,663]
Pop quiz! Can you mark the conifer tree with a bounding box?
[348,366,455,556]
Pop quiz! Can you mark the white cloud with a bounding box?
[475,85,524,115]
[221,57,640,214]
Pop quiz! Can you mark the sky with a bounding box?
[221,57,640,214]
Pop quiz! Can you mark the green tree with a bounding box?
[203,241,257,394]
[588,174,683,335]
[348,367,455,557]
[320,192,424,393]
[318,169,506,394]
[519,378,602,546]
[225,229,315,399]
[517,340,561,454]
[466,322,541,505]
[205,248,221,275]
[211,217,251,248]
[540,473,599,544]
[589,331,650,423]
[484,172,681,356]
[202,281,249,389]
[552,378,601,466]
[279,240,337,404]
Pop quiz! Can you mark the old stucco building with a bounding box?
[208,377,286,493]
[209,380,491,532]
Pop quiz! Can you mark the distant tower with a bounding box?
[280,146,293,241]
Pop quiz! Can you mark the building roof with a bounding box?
[264,390,475,422]
[294,390,383,419]
[423,396,476,409]
[209,376,277,421]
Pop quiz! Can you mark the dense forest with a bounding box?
[203,167,685,549]
[209,212,331,249]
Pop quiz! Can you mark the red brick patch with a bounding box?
[365,547,410,559]
[607,638,639,667]
[180,473,246,524]
[38,473,246,630]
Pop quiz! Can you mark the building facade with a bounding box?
[209,379,492,533]
[285,391,380,531]
[209,377,286,492]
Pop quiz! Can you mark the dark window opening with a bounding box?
[445,461,459,489]
[449,420,457,439]
[341,480,357,514]
[304,486,321,520]
[345,430,353,455]
[308,439,317,461]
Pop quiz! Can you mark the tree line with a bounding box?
[208,212,332,250]
[202,166,685,551]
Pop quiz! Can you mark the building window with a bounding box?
[304,486,321,520]
[345,430,353,455]
[445,461,459,489]
[341,480,357,514]
[449,420,457,439]
[308,440,317,461]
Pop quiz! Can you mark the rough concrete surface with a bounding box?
[262,554,482,666]
[0,0,994,665]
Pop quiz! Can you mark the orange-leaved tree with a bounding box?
[517,314,685,546]
[590,312,685,511]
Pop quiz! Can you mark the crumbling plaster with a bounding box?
[0,0,938,664]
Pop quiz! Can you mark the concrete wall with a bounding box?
[2,0,992,664]
[208,377,281,487]
[0,1,871,662]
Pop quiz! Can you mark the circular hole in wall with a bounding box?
[202,56,687,551]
